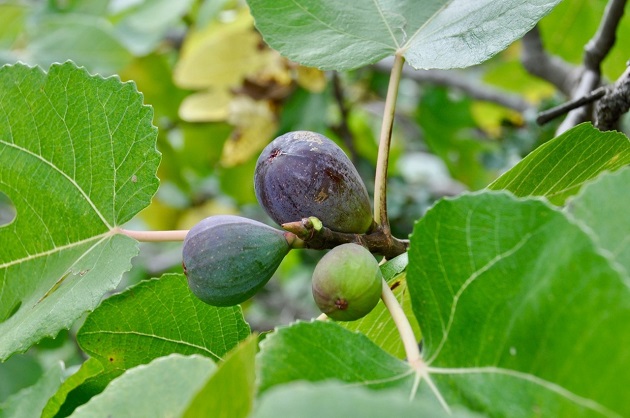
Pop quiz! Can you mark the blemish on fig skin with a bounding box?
[335,298,348,310]
[268,148,282,161]
[314,189,328,202]
[324,167,343,185]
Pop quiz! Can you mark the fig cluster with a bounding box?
[182,131,382,320]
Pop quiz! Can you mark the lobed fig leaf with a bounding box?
[312,243,383,321]
[182,215,290,306]
[255,131,374,233]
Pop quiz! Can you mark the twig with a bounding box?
[537,86,607,125]
[557,0,628,134]
[596,64,630,130]
[521,25,578,96]
[375,58,532,113]
[557,71,601,134]
[282,217,409,259]
[373,53,404,234]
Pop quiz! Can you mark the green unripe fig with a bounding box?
[311,243,382,321]
[182,215,290,306]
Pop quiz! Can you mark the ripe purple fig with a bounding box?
[255,131,374,234]
[312,243,382,321]
[182,215,290,306]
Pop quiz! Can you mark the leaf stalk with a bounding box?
[380,279,425,372]
[373,52,404,233]
[115,228,189,242]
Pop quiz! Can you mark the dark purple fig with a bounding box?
[182,215,290,306]
[255,131,373,233]
[312,243,382,321]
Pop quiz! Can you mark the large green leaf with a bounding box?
[567,168,630,279]
[247,0,561,71]
[67,338,256,418]
[257,320,413,394]
[51,274,249,416]
[68,355,216,418]
[407,192,630,416]
[0,62,160,360]
[77,273,250,366]
[488,123,630,205]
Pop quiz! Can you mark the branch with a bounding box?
[556,71,600,134]
[557,0,628,134]
[536,87,606,125]
[596,63,630,130]
[584,0,628,71]
[282,217,408,259]
[375,58,532,113]
[521,25,578,96]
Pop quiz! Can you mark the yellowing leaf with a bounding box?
[254,49,293,87]
[221,97,277,167]
[296,66,327,93]
[179,89,233,122]
[174,10,263,90]
[471,101,523,138]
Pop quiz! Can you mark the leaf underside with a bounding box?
[247,0,562,70]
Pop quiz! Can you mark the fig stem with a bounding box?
[281,218,409,258]
[380,278,425,372]
[115,228,189,242]
[316,312,328,321]
[373,52,404,234]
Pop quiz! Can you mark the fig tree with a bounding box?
[312,243,382,321]
[255,131,374,234]
[182,215,290,306]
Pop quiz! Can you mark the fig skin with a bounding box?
[182,215,290,306]
[255,131,374,234]
[312,243,383,321]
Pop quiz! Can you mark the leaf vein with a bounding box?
[0,139,112,229]
[428,366,621,418]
